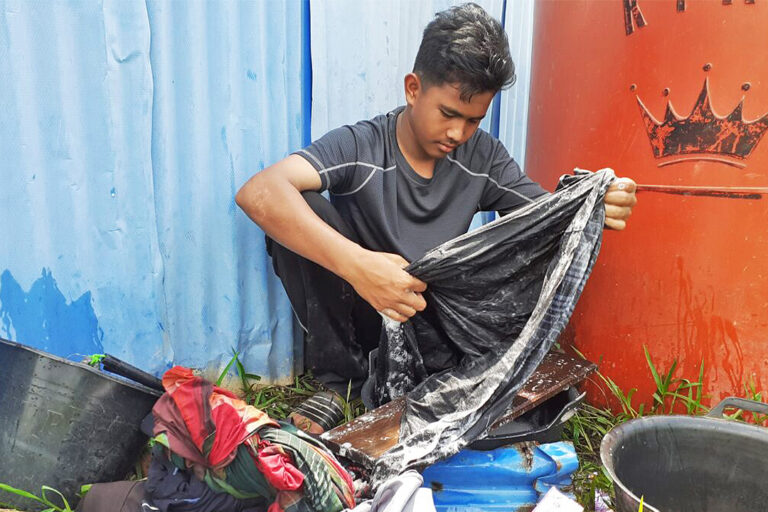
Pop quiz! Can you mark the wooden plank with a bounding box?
[322,351,596,468]
[489,351,597,428]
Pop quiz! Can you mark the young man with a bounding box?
[236,3,636,401]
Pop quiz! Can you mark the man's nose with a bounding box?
[446,121,465,143]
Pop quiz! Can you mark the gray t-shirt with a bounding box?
[295,107,548,262]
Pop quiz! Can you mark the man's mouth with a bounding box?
[437,142,457,153]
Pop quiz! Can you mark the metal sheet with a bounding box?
[499,0,536,173]
[0,0,305,381]
[0,0,159,366]
[144,0,305,380]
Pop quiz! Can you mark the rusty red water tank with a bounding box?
[526,0,768,408]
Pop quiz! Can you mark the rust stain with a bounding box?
[514,441,537,471]
[675,258,745,400]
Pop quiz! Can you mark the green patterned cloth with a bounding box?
[258,423,353,512]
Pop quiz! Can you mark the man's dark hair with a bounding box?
[413,3,515,101]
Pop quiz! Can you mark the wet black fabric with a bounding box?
[371,169,615,485]
[145,451,266,512]
[268,192,472,397]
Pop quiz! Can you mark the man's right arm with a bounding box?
[235,155,426,322]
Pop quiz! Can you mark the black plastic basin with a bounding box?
[0,338,160,510]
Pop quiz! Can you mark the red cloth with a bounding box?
[253,440,304,492]
[153,366,278,471]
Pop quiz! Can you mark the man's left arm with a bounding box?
[603,177,637,230]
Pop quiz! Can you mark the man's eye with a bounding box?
[440,110,454,118]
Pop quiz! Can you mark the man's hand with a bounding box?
[343,250,427,323]
[604,177,637,230]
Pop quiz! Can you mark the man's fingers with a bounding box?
[380,308,408,323]
[357,251,429,320]
[605,190,638,207]
[403,290,427,312]
[605,204,632,221]
[604,217,627,231]
[393,303,417,318]
[605,202,632,230]
[606,177,638,208]
[388,291,424,319]
[608,177,637,193]
[379,291,425,323]
[408,277,427,293]
[604,177,637,231]
[413,291,427,311]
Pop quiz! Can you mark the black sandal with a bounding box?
[290,391,346,432]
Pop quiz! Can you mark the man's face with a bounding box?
[406,77,496,160]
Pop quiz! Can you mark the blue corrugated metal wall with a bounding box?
[1,0,160,367]
[0,0,305,380]
[499,0,536,172]
[0,0,534,381]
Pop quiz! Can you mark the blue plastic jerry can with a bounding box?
[421,441,579,512]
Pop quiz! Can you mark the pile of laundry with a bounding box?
[77,366,358,512]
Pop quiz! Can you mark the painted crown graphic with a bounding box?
[636,71,768,165]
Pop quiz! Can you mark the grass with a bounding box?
[721,377,768,426]
[565,402,623,509]
[217,350,366,424]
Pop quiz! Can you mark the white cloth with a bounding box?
[533,487,584,512]
[346,471,436,512]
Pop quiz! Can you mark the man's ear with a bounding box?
[404,73,422,107]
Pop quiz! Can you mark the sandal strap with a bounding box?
[292,391,345,431]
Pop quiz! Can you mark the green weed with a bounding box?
[644,346,706,416]
[721,377,768,426]
[341,380,366,424]
[0,482,78,512]
[85,354,105,367]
